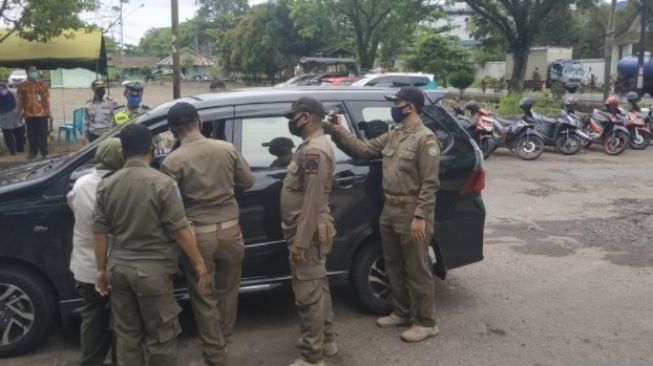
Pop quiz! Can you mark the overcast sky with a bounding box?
[83,0,200,46]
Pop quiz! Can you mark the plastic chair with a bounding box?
[58,108,85,143]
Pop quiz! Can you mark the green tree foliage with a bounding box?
[222,2,301,82]
[325,0,438,70]
[463,0,583,89]
[449,70,475,98]
[405,32,474,87]
[0,0,98,43]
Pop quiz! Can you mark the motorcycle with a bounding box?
[527,109,590,155]
[461,107,545,160]
[624,109,651,150]
[581,109,631,155]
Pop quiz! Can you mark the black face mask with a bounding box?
[288,115,306,136]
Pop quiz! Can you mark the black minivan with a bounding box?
[0,87,485,356]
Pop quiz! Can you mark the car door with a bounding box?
[233,101,369,281]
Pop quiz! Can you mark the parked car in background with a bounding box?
[274,73,317,87]
[7,69,27,87]
[352,72,439,89]
[320,76,358,86]
[0,87,485,356]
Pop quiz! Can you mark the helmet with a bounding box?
[564,96,578,107]
[604,95,620,107]
[122,80,144,92]
[626,91,640,104]
[464,100,480,114]
[91,79,106,89]
[519,97,534,110]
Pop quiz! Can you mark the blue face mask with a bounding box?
[391,106,407,123]
[127,95,142,107]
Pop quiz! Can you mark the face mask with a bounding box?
[0,89,7,96]
[95,89,106,99]
[28,72,39,80]
[127,95,142,107]
[288,115,306,136]
[391,106,407,123]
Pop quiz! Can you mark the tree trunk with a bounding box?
[510,45,530,91]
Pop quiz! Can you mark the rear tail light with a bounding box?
[460,168,485,194]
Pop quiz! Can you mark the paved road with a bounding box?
[6,145,653,366]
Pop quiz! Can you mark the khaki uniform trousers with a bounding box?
[181,222,244,365]
[108,264,181,366]
[289,219,336,364]
[379,202,436,327]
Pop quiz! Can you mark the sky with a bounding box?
[83,0,200,46]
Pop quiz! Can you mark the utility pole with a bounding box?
[638,0,648,91]
[120,0,125,81]
[603,0,617,100]
[171,0,181,99]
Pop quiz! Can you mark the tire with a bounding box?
[556,134,582,155]
[349,243,392,315]
[0,266,56,357]
[603,130,629,155]
[512,134,545,160]
[629,130,651,150]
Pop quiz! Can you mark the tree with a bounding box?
[449,70,475,98]
[0,0,98,43]
[405,32,474,87]
[463,0,583,89]
[325,0,438,70]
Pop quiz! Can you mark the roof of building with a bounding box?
[157,48,214,66]
[109,55,158,68]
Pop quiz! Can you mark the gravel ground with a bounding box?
[3,97,653,365]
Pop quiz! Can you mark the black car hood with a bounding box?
[0,155,68,188]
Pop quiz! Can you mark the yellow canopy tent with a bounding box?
[0,29,107,74]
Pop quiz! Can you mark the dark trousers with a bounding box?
[25,117,49,157]
[2,126,25,154]
[76,282,116,366]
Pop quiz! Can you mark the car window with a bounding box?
[347,101,453,152]
[412,77,430,87]
[239,113,351,171]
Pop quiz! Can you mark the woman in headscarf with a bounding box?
[0,82,25,155]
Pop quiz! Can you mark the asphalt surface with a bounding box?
[5,144,653,366]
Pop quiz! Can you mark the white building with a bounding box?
[430,3,480,46]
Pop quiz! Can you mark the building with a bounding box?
[109,55,159,79]
[157,48,215,80]
[429,3,479,46]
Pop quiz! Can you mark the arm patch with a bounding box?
[304,154,320,174]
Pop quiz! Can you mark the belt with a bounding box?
[384,193,418,205]
[193,219,239,234]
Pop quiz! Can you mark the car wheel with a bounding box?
[349,243,392,315]
[0,266,56,357]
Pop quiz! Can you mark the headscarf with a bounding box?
[0,83,17,113]
[95,138,125,171]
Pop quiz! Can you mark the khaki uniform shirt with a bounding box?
[93,160,190,275]
[161,133,255,225]
[281,130,336,249]
[85,97,117,135]
[335,120,441,219]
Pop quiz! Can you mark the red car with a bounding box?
[320,76,359,86]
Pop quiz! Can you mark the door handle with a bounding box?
[334,170,362,189]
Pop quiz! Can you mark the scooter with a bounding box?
[624,109,651,150]
[527,107,590,155]
[582,109,631,155]
[474,108,545,160]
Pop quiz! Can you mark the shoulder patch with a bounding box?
[427,145,440,157]
[304,154,320,174]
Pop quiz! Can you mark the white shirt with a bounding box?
[67,169,109,284]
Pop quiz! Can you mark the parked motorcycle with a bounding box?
[625,91,651,149]
[462,101,545,160]
[523,97,589,155]
[581,97,631,155]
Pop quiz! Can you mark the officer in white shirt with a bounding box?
[67,137,124,366]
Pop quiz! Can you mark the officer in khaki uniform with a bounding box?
[329,86,441,343]
[281,97,338,366]
[93,124,209,366]
[161,102,255,365]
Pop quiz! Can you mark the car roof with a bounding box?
[142,86,446,121]
[363,72,434,79]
